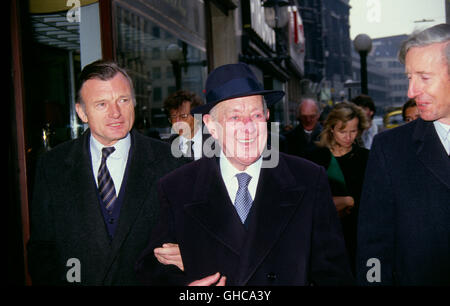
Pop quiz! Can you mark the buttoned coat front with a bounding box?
[357,119,450,285]
[136,153,354,286]
[27,129,186,285]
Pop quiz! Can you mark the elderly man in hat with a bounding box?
[135,63,353,286]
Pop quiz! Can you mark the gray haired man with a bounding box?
[356,24,450,285]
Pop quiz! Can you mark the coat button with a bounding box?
[267,273,277,281]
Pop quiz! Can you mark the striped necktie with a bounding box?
[234,173,253,223]
[98,147,116,212]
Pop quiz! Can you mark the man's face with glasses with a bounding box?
[169,101,196,138]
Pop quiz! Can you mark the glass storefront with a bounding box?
[113,0,207,139]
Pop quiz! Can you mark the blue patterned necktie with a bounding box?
[234,173,253,223]
[98,147,116,212]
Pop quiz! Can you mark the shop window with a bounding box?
[113,0,207,139]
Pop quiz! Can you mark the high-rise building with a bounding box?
[369,35,410,107]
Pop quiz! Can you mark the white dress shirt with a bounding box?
[433,120,450,155]
[219,150,262,205]
[178,127,203,160]
[90,134,131,196]
[361,122,378,149]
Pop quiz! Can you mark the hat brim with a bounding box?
[191,90,285,115]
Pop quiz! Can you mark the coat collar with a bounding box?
[184,157,247,256]
[413,119,450,189]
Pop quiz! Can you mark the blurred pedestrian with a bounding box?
[357,23,450,285]
[164,90,204,160]
[402,98,419,123]
[283,96,322,158]
[351,95,377,149]
[306,102,369,274]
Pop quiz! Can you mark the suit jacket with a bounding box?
[282,123,322,158]
[27,129,186,285]
[356,119,450,285]
[136,153,354,286]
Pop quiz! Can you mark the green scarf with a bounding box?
[326,154,347,190]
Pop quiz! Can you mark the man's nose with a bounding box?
[407,78,421,99]
[241,117,257,132]
[108,102,121,118]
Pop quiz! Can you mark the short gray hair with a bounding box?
[298,96,321,115]
[398,23,450,73]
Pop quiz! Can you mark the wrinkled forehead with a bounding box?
[220,95,264,112]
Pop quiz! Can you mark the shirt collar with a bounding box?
[179,125,202,145]
[219,149,262,182]
[90,133,131,161]
[433,120,450,141]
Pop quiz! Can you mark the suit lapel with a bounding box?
[184,158,247,256]
[413,119,450,189]
[236,155,305,285]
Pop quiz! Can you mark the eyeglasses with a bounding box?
[168,113,190,123]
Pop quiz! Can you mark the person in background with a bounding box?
[136,63,354,286]
[164,90,204,160]
[402,98,419,123]
[351,95,377,149]
[27,61,186,285]
[357,23,450,285]
[283,96,322,158]
[306,102,369,275]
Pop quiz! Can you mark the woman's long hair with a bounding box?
[317,102,369,149]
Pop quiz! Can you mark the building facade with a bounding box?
[369,35,409,107]
[296,0,353,105]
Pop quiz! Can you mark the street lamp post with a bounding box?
[166,43,184,90]
[353,34,372,95]
[263,0,290,61]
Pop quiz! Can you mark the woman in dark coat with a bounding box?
[306,102,370,274]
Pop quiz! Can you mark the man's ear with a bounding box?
[266,109,270,121]
[203,114,218,140]
[75,103,88,123]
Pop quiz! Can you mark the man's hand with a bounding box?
[154,243,184,272]
[189,272,227,286]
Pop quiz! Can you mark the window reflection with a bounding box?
[114,3,207,139]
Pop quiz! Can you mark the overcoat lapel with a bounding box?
[184,158,247,256]
[236,156,305,285]
[413,119,450,190]
[62,130,111,282]
[101,130,159,280]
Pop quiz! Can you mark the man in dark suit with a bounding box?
[283,96,322,158]
[356,24,450,285]
[27,61,186,285]
[136,63,353,286]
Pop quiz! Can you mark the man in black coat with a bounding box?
[356,24,450,285]
[136,63,353,286]
[283,97,322,158]
[27,61,186,285]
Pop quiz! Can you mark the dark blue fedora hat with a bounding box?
[192,63,285,114]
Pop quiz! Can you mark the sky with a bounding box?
[349,0,446,40]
